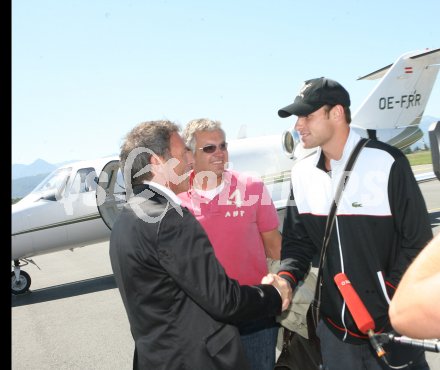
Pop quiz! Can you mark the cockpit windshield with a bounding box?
[31,167,72,195]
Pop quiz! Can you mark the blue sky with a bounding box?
[12,0,440,165]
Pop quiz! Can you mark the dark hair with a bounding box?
[323,104,352,124]
[120,120,179,184]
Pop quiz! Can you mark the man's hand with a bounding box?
[261,273,293,311]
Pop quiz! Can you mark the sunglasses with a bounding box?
[198,142,228,154]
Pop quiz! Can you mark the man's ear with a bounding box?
[150,155,168,178]
[332,105,344,120]
[150,155,162,166]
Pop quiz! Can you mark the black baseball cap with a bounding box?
[278,77,351,118]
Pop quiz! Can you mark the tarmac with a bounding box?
[11,173,440,370]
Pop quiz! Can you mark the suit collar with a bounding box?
[132,183,182,205]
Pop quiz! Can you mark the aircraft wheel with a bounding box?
[11,270,31,295]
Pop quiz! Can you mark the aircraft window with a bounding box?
[70,168,98,194]
[85,171,98,191]
[32,168,71,195]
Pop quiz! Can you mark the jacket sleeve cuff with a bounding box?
[277,271,298,290]
[254,284,283,315]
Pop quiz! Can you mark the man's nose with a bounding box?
[294,117,304,131]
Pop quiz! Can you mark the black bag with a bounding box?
[274,327,322,370]
[306,303,321,347]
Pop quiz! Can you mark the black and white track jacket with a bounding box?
[279,130,432,344]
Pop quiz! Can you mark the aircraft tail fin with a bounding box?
[352,48,440,131]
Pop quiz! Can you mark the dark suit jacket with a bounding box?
[109,184,282,370]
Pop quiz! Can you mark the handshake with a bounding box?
[261,273,293,311]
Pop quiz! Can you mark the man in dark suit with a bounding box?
[109,120,292,370]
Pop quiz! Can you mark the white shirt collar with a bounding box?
[142,181,182,205]
[331,128,362,167]
[313,128,362,168]
[194,182,225,200]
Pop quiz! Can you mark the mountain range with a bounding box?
[11,115,439,199]
[11,159,79,199]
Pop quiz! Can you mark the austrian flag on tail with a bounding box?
[405,67,413,74]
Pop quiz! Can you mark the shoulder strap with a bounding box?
[311,138,370,326]
[323,137,370,243]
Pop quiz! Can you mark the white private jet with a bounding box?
[11,48,440,294]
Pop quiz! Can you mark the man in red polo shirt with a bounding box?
[178,118,283,370]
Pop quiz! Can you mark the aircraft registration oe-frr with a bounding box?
[11,48,440,294]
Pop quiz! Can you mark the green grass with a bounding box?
[406,150,432,166]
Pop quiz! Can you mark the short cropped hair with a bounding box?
[183,118,226,153]
[323,104,352,124]
[120,120,179,184]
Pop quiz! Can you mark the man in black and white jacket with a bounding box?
[276,77,432,370]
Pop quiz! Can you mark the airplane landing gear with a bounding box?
[11,270,31,295]
[11,260,32,295]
